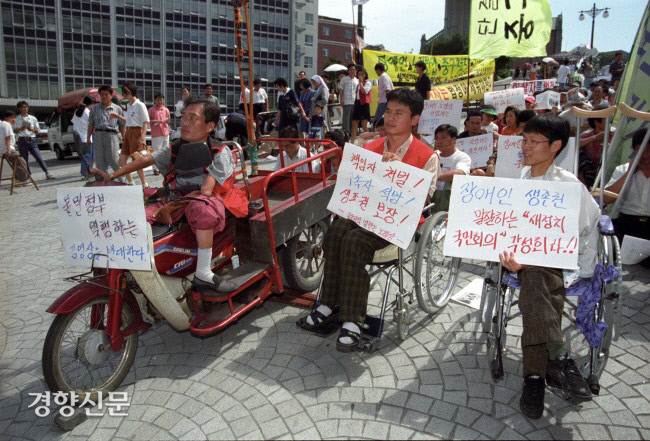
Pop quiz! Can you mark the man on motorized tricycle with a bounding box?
[92,96,248,293]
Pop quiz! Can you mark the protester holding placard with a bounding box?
[485,110,537,177]
[457,110,483,139]
[297,88,439,353]
[498,114,600,420]
[499,106,521,136]
[480,107,499,135]
[431,124,470,212]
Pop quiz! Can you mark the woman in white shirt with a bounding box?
[175,86,190,118]
[71,96,95,179]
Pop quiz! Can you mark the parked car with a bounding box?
[36,122,49,149]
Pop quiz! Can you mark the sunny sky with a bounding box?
[318,0,648,54]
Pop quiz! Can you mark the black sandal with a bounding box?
[336,327,361,353]
[297,306,339,332]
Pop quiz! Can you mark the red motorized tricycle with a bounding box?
[42,139,341,399]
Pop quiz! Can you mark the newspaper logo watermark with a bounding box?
[28,391,130,417]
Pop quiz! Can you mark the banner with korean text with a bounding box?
[363,50,495,84]
[495,136,577,178]
[417,100,463,134]
[58,186,151,270]
[470,0,553,59]
[327,144,434,249]
[444,175,582,269]
[455,134,494,168]
[511,79,557,95]
[484,88,526,113]
[429,75,494,102]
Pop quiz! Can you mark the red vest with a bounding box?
[364,136,435,169]
[358,80,372,105]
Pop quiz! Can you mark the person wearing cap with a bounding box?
[525,96,536,110]
[480,107,499,134]
[558,93,591,136]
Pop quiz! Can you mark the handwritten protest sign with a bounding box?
[455,134,494,168]
[495,136,577,178]
[470,0,553,59]
[58,186,151,270]
[511,80,556,95]
[620,236,650,265]
[327,144,434,249]
[418,100,463,134]
[444,176,582,269]
[484,88,526,113]
[535,90,561,110]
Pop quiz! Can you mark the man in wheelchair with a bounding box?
[92,97,247,293]
[498,114,600,419]
[297,88,439,352]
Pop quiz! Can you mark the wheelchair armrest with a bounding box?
[502,272,521,289]
[598,215,616,236]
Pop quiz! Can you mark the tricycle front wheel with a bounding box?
[281,220,329,292]
[42,297,138,400]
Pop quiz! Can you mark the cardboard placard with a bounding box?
[495,136,577,178]
[484,88,526,113]
[535,90,561,110]
[455,134,494,168]
[417,100,463,135]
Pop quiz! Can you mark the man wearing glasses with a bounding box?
[87,85,126,182]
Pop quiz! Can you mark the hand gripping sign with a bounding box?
[58,186,151,270]
[327,144,434,249]
[417,100,463,135]
[443,175,582,269]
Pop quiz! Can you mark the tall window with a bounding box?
[345,51,351,60]
[304,56,313,69]
[305,13,314,25]
[323,25,330,36]
[305,34,313,47]
[345,29,353,40]
[323,47,329,57]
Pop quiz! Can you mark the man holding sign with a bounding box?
[298,89,439,352]
[498,115,599,419]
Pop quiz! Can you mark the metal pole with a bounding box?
[590,3,596,49]
[358,4,364,38]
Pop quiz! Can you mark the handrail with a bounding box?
[619,103,650,121]
[220,141,251,200]
[261,137,340,174]
[570,105,618,119]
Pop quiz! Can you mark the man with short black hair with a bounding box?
[338,63,358,135]
[374,62,393,125]
[252,79,268,116]
[458,110,483,138]
[88,85,125,181]
[609,52,625,84]
[13,101,54,179]
[432,124,470,211]
[204,84,220,107]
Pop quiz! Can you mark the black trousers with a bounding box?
[17,138,49,174]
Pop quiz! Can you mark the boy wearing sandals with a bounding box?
[298,88,439,352]
[499,114,600,419]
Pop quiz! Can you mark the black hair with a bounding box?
[274,77,288,88]
[75,103,86,117]
[181,86,190,93]
[324,129,349,147]
[374,63,385,72]
[516,110,537,126]
[184,96,221,124]
[357,68,367,79]
[253,78,261,85]
[504,106,520,119]
[16,100,28,108]
[121,81,137,97]
[154,93,165,100]
[313,101,324,109]
[386,88,424,117]
[615,52,622,57]
[299,70,306,76]
[434,124,458,138]
[415,61,427,71]
[347,63,357,70]
[82,96,94,106]
[299,78,312,91]
[466,109,482,120]
[3,110,15,119]
[523,114,571,158]
[98,84,113,95]
[587,114,605,129]
[279,126,299,139]
[111,96,121,105]
[632,128,648,149]
[204,83,213,89]
[375,117,384,128]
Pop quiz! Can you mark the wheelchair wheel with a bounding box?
[486,280,513,382]
[414,211,460,315]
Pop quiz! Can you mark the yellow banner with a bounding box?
[429,75,494,102]
[363,50,495,85]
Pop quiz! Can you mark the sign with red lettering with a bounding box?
[417,99,463,135]
[484,88,526,113]
[495,136,577,179]
[511,79,557,95]
[327,144,434,249]
[444,176,581,269]
[454,134,494,168]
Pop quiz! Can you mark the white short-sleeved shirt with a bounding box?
[125,99,150,127]
[339,76,359,106]
[378,72,394,103]
[274,146,321,174]
[436,149,471,190]
[13,114,39,138]
[71,108,91,142]
[253,87,268,104]
[607,163,650,216]
[0,120,16,152]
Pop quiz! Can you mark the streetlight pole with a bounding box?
[579,3,610,49]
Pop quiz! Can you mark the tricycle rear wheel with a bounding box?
[42,297,138,401]
[281,220,329,292]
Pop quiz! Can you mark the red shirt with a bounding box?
[148,105,170,137]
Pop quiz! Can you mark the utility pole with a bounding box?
[357,4,363,39]
[578,3,610,49]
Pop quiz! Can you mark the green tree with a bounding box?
[421,33,468,55]
[321,57,346,82]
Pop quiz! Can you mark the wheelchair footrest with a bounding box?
[362,315,384,338]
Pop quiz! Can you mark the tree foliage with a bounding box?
[421,33,468,56]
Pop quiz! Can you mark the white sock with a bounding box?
[339,322,360,345]
[306,304,332,325]
[195,248,214,282]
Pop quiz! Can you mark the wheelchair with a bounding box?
[309,205,461,352]
[480,215,623,397]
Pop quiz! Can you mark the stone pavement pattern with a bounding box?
[1,152,649,440]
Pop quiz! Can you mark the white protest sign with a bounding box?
[535,90,561,110]
[327,143,434,249]
[484,88,526,113]
[620,236,650,265]
[455,134,494,168]
[495,136,577,178]
[451,277,484,310]
[58,186,151,270]
[444,176,582,269]
[511,79,556,95]
[417,99,463,135]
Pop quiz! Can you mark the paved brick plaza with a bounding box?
[1,151,649,440]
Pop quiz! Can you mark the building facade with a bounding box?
[317,15,355,73]
[0,0,293,115]
[290,0,318,82]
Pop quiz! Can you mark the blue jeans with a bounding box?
[374,102,387,126]
[17,137,49,174]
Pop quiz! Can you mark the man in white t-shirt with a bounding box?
[1,110,17,154]
[556,60,571,88]
[252,79,268,117]
[274,127,321,174]
[432,124,471,212]
[338,64,359,135]
[374,62,394,125]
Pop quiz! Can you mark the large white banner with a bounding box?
[327,144,434,249]
[417,99,463,135]
[484,88,525,113]
[495,136,577,179]
[444,175,582,269]
[511,79,557,95]
[58,186,151,270]
[455,134,494,168]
